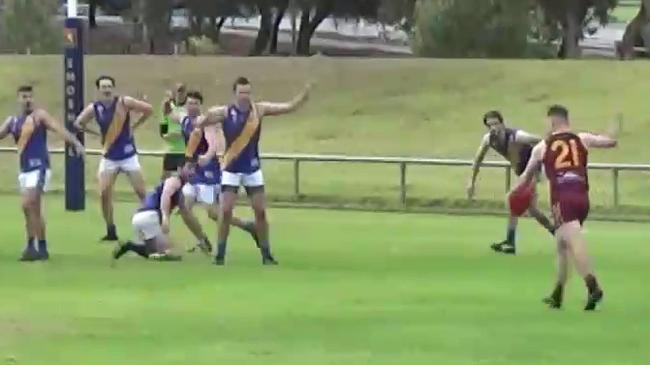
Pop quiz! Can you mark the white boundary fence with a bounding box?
[2,147,649,208]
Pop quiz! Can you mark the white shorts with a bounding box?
[132,210,162,243]
[221,170,264,188]
[18,169,51,193]
[182,183,219,206]
[98,155,141,176]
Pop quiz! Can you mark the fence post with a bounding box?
[612,168,619,207]
[505,165,512,193]
[293,159,300,199]
[399,162,407,208]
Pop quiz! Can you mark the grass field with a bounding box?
[0,196,649,364]
[612,1,642,23]
[1,56,650,213]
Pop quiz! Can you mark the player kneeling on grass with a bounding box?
[509,105,619,311]
[112,164,196,262]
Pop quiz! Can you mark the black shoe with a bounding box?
[214,256,225,266]
[38,250,50,261]
[584,289,604,311]
[19,248,40,262]
[543,296,562,309]
[101,233,119,242]
[262,256,279,265]
[491,241,516,255]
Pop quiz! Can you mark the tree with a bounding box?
[537,0,618,58]
[413,0,530,58]
[270,0,289,54]
[142,0,174,53]
[378,0,416,33]
[3,0,60,54]
[618,0,650,59]
[186,0,243,43]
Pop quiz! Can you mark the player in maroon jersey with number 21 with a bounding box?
[509,105,620,311]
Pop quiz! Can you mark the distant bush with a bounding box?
[413,0,530,58]
[2,0,61,54]
[187,35,222,55]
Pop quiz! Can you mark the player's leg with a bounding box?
[563,221,603,310]
[98,158,120,241]
[491,215,518,254]
[527,190,556,235]
[178,184,212,253]
[215,186,237,265]
[247,186,277,265]
[202,184,258,247]
[123,156,147,201]
[543,234,570,308]
[19,186,40,261]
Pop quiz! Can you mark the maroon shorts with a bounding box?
[551,193,590,226]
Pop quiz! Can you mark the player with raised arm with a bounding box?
[467,110,556,255]
[0,85,85,261]
[111,164,193,263]
[165,90,258,253]
[74,75,152,242]
[509,105,619,310]
[202,77,311,265]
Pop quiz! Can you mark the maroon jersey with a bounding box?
[543,132,590,225]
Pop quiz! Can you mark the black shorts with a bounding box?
[162,153,185,172]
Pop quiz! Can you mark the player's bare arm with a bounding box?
[200,106,227,127]
[73,103,101,136]
[510,141,545,194]
[38,109,85,157]
[514,130,543,145]
[124,96,153,131]
[257,83,312,117]
[160,176,182,234]
[467,133,490,199]
[0,116,12,140]
[198,125,218,166]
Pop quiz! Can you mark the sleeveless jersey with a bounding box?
[181,116,220,185]
[161,101,186,153]
[489,127,533,175]
[542,132,589,205]
[94,97,137,160]
[10,114,50,173]
[222,104,261,174]
[138,179,184,215]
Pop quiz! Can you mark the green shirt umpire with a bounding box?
[160,83,187,179]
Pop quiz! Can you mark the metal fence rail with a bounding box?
[2,147,649,207]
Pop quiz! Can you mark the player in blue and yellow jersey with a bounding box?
[165,90,258,253]
[0,85,85,261]
[202,77,311,265]
[111,164,194,262]
[74,75,153,242]
[467,110,556,255]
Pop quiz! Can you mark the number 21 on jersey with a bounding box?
[550,139,580,169]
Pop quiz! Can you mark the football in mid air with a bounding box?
[508,182,535,217]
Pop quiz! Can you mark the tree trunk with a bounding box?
[270,0,289,54]
[558,11,581,59]
[190,15,203,36]
[206,16,226,43]
[296,1,332,56]
[619,3,649,59]
[251,2,272,55]
[89,0,98,28]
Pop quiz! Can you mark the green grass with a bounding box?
[2,56,650,214]
[0,196,649,364]
[611,3,641,24]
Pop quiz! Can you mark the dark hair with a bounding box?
[186,90,203,104]
[482,110,503,126]
[17,85,33,94]
[95,75,116,88]
[547,105,569,120]
[232,76,250,92]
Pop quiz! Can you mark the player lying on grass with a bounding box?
[164,90,258,254]
[509,105,619,310]
[0,85,85,261]
[467,110,556,255]
[111,164,197,262]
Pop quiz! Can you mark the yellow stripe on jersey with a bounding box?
[102,97,128,154]
[221,103,260,170]
[16,115,35,153]
[185,128,203,159]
